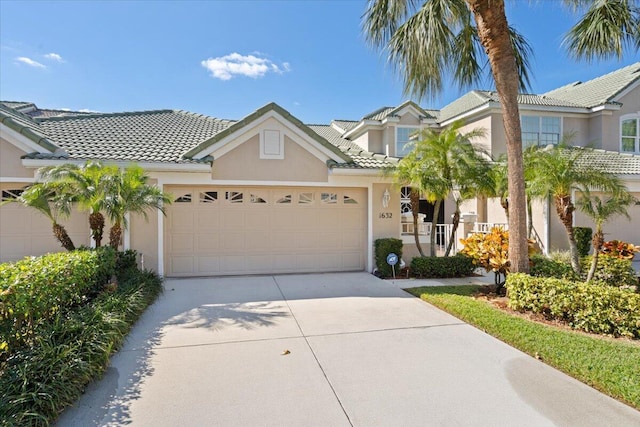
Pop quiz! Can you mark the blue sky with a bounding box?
[1,1,638,124]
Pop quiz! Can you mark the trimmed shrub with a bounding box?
[530,254,579,281]
[506,273,640,338]
[0,268,162,426]
[574,227,592,257]
[374,238,403,278]
[581,256,638,289]
[410,254,476,278]
[0,248,116,353]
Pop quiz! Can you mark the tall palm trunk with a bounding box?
[410,189,425,257]
[445,205,461,257]
[467,0,529,273]
[52,222,75,251]
[555,194,581,274]
[89,211,105,247]
[109,222,123,250]
[430,199,442,257]
[526,197,533,238]
[586,226,604,283]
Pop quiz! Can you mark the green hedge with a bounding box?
[530,254,579,281]
[574,227,592,257]
[0,248,116,353]
[506,273,640,338]
[374,238,403,278]
[0,268,163,426]
[410,254,476,278]
[580,256,638,289]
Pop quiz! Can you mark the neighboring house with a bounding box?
[1,62,639,276]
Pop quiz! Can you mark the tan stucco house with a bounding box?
[1,62,639,276]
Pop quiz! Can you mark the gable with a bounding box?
[0,138,35,178]
[211,132,329,182]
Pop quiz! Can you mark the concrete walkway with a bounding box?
[57,273,640,426]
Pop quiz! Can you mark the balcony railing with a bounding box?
[401,222,456,254]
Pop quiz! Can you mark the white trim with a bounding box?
[343,120,383,139]
[439,103,495,126]
[124,213,131,250]
[157,179,164,277]
[367,183,373,272]
[1,124,56,154]
[0,177,35,183]
[330,168,388,176]
[620,112,640,154]
[191,110,345,163]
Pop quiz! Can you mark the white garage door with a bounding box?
[164,186,367,276]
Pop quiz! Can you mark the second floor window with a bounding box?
[396,127,417,157]
[621,115,639,153]
[521,116,560,148]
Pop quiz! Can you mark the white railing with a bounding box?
[401,222,457,254]
[474,222,508,233]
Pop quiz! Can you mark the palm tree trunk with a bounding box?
[445,205,461,257]
[586,226,604,283]
[52,222,75,251]
[527,197,533,238]
[430,199,442,257]
[467,0,529,274]
[109,222,123,250]
[410,189,425,257]
[89,211,105,247]
[555,195,581,274]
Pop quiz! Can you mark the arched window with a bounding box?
[621,113,639,153]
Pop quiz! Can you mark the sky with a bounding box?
[1,1,638,124]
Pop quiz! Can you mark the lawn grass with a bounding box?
[405,285,640,410]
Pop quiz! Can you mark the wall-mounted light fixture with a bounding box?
[382,189,390,209]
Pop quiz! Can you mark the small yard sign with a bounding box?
[386,253,398,279]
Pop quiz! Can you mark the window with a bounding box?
[343,195,358,204]
[621,114,639,153]
[298,192,314,204]
[276,194,292,204]
[1,188,24,201]
[521,116,560,148]
[250,194,267,204]
[321,192,337,204]
[174,193,192,203]
[396,127,417,157]
[400,187,411,214]
[199,191,218,203]
[225,191,243,203]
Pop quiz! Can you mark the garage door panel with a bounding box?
[196,234,220,251]
[165,186,367,277]
[170,257,194,275]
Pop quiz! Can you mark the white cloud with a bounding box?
[15,57,46,69]
[201,52,290,80]
[44,53,64,62]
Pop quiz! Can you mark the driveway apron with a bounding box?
[57,272,640,427]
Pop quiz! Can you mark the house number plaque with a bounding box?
[378,212,393,219]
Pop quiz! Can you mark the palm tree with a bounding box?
[103,165,171,250]
[38,161,118,247]
[363,0,639,273]
[576,187,634,283]
[1,183,76,251]
[527,144,624,274]
[402,122,488,257]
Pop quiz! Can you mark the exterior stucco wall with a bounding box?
[398,114,421,126]
[548,205,569,252]
[574,191,640,247]
[129,178,159,271]
[486,197,508,225]
[372,183,400,241]
[605,87,640,152]
[367,129,384,154]
[0,138,34,178]
[353,133,369,151]
[459,115,492,154]
[211,134,329,182]
[563,117,592,147]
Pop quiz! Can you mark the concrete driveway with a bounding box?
[57,272,640,426]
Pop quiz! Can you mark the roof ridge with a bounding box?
[35,109,175,122]
[0,103,40,125]
[173,109,236,123]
